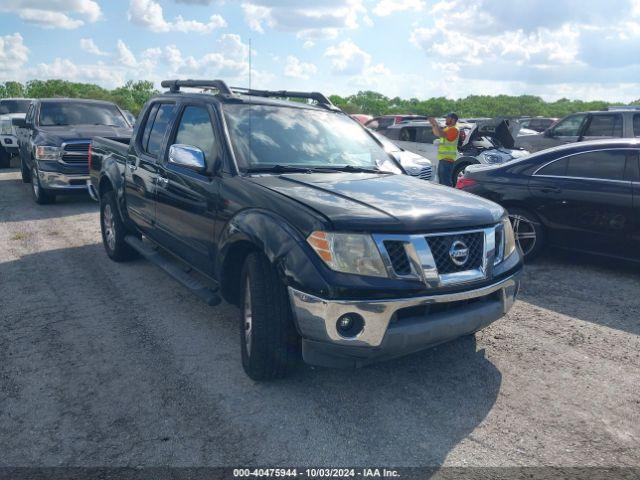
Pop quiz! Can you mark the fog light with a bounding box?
[336,313,364,338]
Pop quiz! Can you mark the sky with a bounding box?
[1,0,640,101]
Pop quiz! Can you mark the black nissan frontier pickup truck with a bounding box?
[89,79,523,380]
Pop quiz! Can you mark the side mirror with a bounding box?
[12,118,27,128]
[543,128,554,138]
[168,144,206,174]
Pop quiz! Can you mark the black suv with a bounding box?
[89,80,523,380]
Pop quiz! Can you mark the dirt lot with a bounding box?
[1,165,639,468]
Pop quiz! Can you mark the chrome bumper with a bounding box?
[37,170,90,190]
[288,271,521,350]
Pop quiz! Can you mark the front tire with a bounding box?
[507,207,545,261]
[31,165,55,204]
[100,190,139,262]
[239,252,299,381]
[20,156,31,183]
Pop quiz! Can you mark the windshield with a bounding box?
[223,104,393,170]
[0,100,31,114]
[39,102,128,127]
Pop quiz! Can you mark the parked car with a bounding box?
[350,113,373,125]
[518,117,557,133]
[384,118,528,185]
[457,138,640,261]
[453,118,530,183]
[15,98,132,204]
[516,108,640,153]
[89,79,522,381]
[0,98,32,168]
[370,130,433,181]
[365,114,428,135]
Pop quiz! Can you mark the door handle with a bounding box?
[541,187,561,194]
[127,158,137,171]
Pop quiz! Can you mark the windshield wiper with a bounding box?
[314,165,385,174]
[245,165,322,174]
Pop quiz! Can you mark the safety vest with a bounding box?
[437,126,459,162]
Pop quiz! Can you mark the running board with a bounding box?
[124,235,221,306]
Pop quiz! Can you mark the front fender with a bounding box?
[217,209,331,297]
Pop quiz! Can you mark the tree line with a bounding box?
[1,79,638,118]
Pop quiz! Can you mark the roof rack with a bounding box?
[229,87,339,110]
[160,79,232,95]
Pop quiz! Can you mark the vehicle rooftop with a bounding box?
[38,98,120,105]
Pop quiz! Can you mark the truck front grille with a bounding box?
[61,142,90,165]
[426,232,484,274]
[383,240,411,275]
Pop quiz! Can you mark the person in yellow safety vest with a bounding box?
[428,113,460,187]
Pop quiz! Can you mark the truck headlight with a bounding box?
[307,231,388,278]
[502,217,517,260]
[35,146,61,160]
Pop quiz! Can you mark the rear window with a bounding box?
[142,103,175,158]
[634,114,640,137]
[39,102,128,127]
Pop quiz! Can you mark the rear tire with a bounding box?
[239,252,299,381]
[31,165,56,204]
[507,207,545,261]
[0,147,10,169]
[100,190,139,262]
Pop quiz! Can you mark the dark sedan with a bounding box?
[457,139,640,261]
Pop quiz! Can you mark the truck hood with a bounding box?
[38,124,132,142]
[249,172,504,232]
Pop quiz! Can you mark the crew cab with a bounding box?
[0,98,32,168]
[89,79,523,381]
[15,98,131,204]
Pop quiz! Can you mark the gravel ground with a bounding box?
[1,165,639,468]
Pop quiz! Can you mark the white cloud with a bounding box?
[283,55,318,79]
[80,38,108,56]
[116,39,137,68]
[0,0,101,29]
[0,33,29,73]
[303,40,315,49]
[241,1,366,39]
[34,58,125,87]
[324,39,371,75]
[373,0,424,16]
[128,0,227,33]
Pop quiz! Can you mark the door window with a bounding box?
[25,104,35,124]
[142,103,175,158]
[172,106,217,165]
[552,114,586,137]
[633,114,640,137]
[537,158,568,176]
[583,114,623,138]
[565,150,627,181]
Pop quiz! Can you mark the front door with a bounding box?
[529,149,635,258]
[154,103,220,275]
[544,113,588,149]
[124,102,176,234]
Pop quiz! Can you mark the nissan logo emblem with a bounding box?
[449,240,470,266]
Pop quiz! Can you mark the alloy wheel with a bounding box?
[243,278,253,355]
[103,204,116,252]
[509,213,537,257]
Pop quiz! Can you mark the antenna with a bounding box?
[249,37,252,90]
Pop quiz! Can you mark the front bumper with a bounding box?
[36,169,89,191]
[288,270,521,368]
